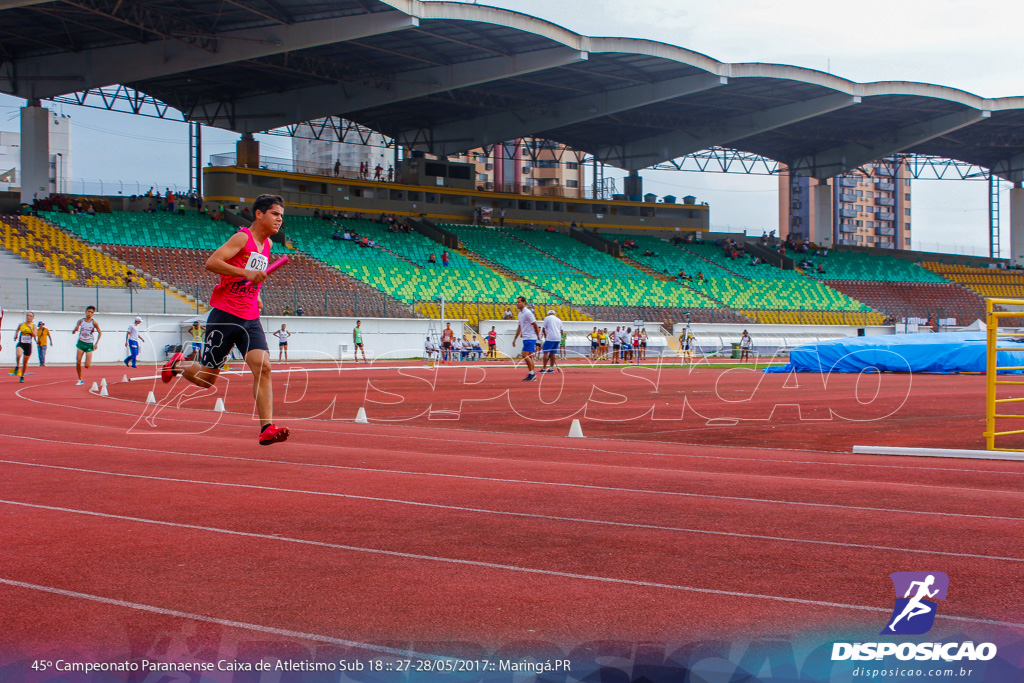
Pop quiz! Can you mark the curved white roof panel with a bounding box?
[2,0,1022,179]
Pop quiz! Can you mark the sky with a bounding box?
[2,0,1023,255]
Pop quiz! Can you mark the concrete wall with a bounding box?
[0,310,464,366]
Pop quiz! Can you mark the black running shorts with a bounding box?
[201,308,268,369]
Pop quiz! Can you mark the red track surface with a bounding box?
[2,362,1023,666]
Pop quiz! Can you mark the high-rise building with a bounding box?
[779,159,911,249]
[0,110,73,194]
[291,118,389,177]
[450,139,586,197]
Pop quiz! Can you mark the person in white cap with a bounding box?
[540,309,563,374]
[124,316,146,368]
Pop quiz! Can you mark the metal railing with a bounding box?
[0,276,173,314]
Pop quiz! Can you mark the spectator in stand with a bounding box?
[816,263,827,274]
[282,306,292,316]
[331,230,342,240]
[387,166,394,182]
[374,164,383,181]
[697,272,705,282]
[343,230,352,240]
[441,251,449,267]
[334,159,341,177]
[296,305,304,317]
[471,335,483,360]
[428,253,437,264]
[502,308,514,320]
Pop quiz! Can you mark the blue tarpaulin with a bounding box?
[764,331,1024,374]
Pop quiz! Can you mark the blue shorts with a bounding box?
[542,341,560,354]
[522,339,537,354]
[620,343,633,351]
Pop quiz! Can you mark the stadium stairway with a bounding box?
[495,229,592,276]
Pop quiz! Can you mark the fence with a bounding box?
[0,276,186,314]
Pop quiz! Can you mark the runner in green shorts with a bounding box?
[71,306,102,386]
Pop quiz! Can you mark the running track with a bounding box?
[2,363,1023,666]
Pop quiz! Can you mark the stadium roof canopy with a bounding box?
[3,0,1024,180]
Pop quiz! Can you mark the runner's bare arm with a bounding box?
[206,232,265,284]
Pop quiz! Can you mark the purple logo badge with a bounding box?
[882,572,949,635]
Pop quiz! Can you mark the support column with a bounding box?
[236,132,259,168]
[1010,182,1024,265]
[19,100,49,204]
[811,178,834,247]
[623,170,642,200]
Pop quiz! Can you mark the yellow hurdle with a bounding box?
[984,297,1024,451]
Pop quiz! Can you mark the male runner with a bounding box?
[540,309,563,374]
[72,306,101,386]
[486,326,498,359]
[440,323,455,364]
[12,311,36,382]
[587,327,598,360]
[124,317,145,368]
[619,327,634,363]
[740,330,753,363]
[353,320,368,363]
[161,194,289,446]
[511,296,540,381]
[187,320,204,360]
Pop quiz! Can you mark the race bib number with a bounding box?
[245,251,269,271]
[20,333,32,344]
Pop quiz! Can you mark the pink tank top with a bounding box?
[209,227,270,320]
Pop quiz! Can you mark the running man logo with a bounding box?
[881,572,949,635]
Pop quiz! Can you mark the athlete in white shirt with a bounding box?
[511,296,540,381]
[274,324,291,361]
[540,310,563,373]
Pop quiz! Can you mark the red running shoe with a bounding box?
[259,424,290,446]
[161,352,184,383]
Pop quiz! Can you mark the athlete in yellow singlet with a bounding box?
[12,312,37,382]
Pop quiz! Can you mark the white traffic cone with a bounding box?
[568,418,584,438]
[89,381,99,392]
[355,406,369,424]
[99,384,109,397]
[213,397,225,412]
[122,374,129,383]
[100,378,107,388]
[145,391,156,404]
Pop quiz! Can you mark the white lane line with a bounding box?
[3,501,1022,630]
[1,486,1021,563]
[12,380,1023,479]
[1,447,1022,526]
[0,577,447,659]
